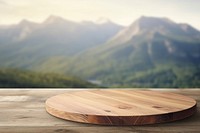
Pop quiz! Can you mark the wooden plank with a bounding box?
[0,89,199,132]
[1,126,200,133]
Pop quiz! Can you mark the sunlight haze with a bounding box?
[0,0,200,29]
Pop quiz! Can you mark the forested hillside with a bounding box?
[0,69,96,88]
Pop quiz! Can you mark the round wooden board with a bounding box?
[45,90,197,125]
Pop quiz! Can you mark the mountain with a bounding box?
[57,16,200,87]
[0,69,96,88]
[0,15,123,68]
[0,16,200,87]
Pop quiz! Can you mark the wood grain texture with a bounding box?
[45,90,197,125]
[0,89,199,133]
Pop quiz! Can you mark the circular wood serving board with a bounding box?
[45,90,197,125]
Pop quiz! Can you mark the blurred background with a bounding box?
[0,0,200,88]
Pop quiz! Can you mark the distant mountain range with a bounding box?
[0,16,200,87]
[0,15,123,68]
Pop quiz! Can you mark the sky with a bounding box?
[0,0,200,29]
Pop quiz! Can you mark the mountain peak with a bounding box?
[44,15,67,24]
[19,19,33,26]
[107,16,200,48]
[136,16,174,27]
[138,16,172,22]
[96,17,112,24]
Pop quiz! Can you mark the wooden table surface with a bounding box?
[0,89,199,133]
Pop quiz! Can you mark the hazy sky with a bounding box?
[0,0,200,29]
